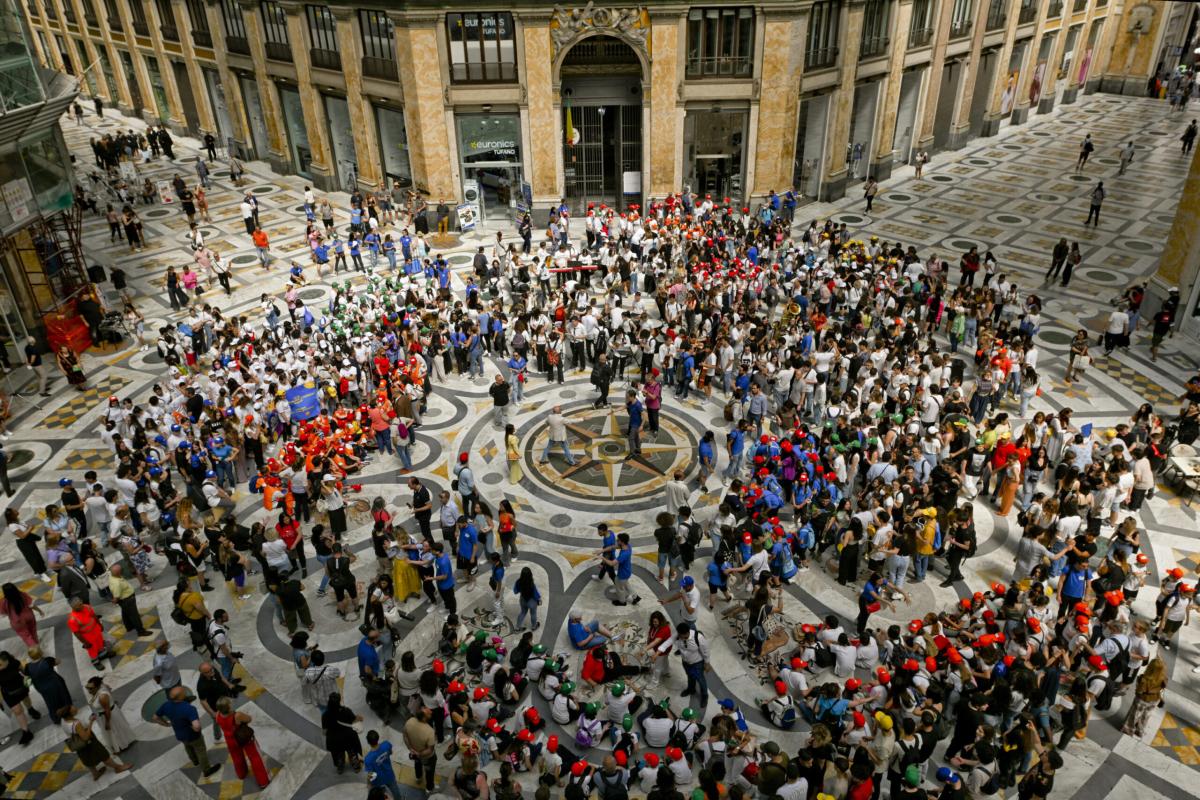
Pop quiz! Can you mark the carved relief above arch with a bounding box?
[549,3,651,78]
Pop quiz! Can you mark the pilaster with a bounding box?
[947,0,993,149]
[914,0,959,150]
[1010,0,1052,125]
[332,7,382,191]
[64,0,102,98]
[280,2,335,190]
[203,0,252,154]
[1099,0,1162,95]
[870,0,915,179]
[238,0,290,172]
[822,0,867,201]
[392,15,456,200]
[981,0,1024,136]
[171,0,216,134]
[1038,26,1066,114]
[752,10,808,196]
[1086,4,1120,93]
[644,11,682,198]
[142,0,189,133]
[37,1,66,71]
[521,19,558,203]
[113,0,156,122]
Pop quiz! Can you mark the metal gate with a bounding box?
[562,104,641,215]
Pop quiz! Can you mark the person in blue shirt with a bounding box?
[209,436,235,488]
[424,542,456,614]
[331,236,346,273]
[357,628,382,679]
[349,204,363,232]
[507,353,527,402]
[382,234,397,271]
[625,390,643,457]
[154,686,220,776]
[399,231,413,262]
[348,233,363,271]
[365,730,404,797]
[593,523,617,582]
[599,532,640,606]
[857,570,908,636]
[706,556,733,608]
[364,231,380,269]
[512,565,542,631]
[724,421,749,479]
[567,608,615,649]
[697,431,716,487]
[455,515,479,582]
[676,347,695,399]
[770,533,798,582]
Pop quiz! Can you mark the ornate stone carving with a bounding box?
[550,3,650,61]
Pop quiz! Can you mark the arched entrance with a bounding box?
[558,35,645,214]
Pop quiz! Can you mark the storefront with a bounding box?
[683,108,748,203]
[893,70,924,164]
[238,74,270,161]
[848,81,880,183]
[97,49,116,107]
[323,94,356,190]
[792,94,830,202]
[456,113,523,224]
[118,50,143,116]
[143,55,171,124]
[277,84,311,178]
[373,102,412,190]
[203,67,234,149]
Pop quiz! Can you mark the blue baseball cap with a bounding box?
[680,576,695,589]
[58,477,72,487]
[717,699,737,710]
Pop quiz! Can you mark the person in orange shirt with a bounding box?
[252,227,271,268]
[368,406,393,455]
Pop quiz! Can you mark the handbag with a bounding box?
[867,601,882,614]
[316,498,329,513]
[233,721,255,746]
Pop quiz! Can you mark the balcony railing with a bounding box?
[805,46,838,70]
[310,47,340,71]
[264,41,291,62]
[362,56,397,81]
[685,56,753,78]
[909,26,934,47]
[132,19,149,36]
[949,19,972,37]
[107,14,122,30]
[1046,0,1063,17]
[860,34,889,58]
[226,34,250,55]
[159,22,179,41]
[191,29,211,47]
[1072,0,1087,12]
[1018,4,1037,23]
[84,13,98,28]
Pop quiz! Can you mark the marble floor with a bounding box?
[0,93,1198,800]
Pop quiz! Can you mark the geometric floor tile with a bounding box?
[104,611,162,668]
[1151,712,1200,769]
[181,744,282,800]
[55,447,117,472]
[2,742,89,799]
[40,375,132,430]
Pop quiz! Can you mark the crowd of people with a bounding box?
[4,98,1199,800]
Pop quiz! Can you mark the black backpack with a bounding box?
[595,770,628,800]
[976,766,1002,796]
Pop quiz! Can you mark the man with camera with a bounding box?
[207,608,244,685]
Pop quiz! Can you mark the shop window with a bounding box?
[685,7,754,78]
[447,12,516,83]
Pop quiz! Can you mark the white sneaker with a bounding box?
[1192,664,1200,674]
[38,574,51,583]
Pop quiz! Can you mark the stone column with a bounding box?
[238,0,289,172]
[648,11,682,198]
[63,0,104,98]
[330,7,382,191]
[947,0,993,149]
[141,0,189,134]
[1038,26,1066,114]
[1151,140,1200,337]
[870,0,914,179]
[1099,1,1164,96]
[822,0,866,201]
[980,0,1023,136]
[279,2,335,190]
[392,14,456,200]
[752,9,809,194]
[914,0,958,151]
[33,3,65,71]
[100,39,133,110]
[521,18,558,204]
[170,0,216,134]
[1085,4,1121,93]
[203,0,253,155]
[113,0,157,122]
[1010,3,1051,125]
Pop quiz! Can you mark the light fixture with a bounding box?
[482,104,492,113]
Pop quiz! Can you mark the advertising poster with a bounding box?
[157,180,175,204]
[457,203,479,232]
[1000,70,1020,116]
[1029,61,1047,106]
[1077,49,1093,86]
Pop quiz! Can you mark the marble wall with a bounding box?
[395,24,456,199]
[752,15,806,195]
[649,16,680,197]
[523,23,558,201]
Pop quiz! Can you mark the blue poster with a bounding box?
[286,384,322,421]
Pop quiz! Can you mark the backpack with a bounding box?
[595,770,629,800]
[975,766,1002,796]
[723,400,734,422]
[1092,672,1117,711]
[494,780,523,800]
[564,773,589,800]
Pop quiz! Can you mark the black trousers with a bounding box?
[439,586,457,614]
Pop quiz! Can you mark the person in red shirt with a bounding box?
[847,762,875,800]
[275,512,306,577]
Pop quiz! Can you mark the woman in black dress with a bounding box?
[4,508,48,581]
[23,647,72,724]
[0,650,41,744]
[320,692,362,774]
